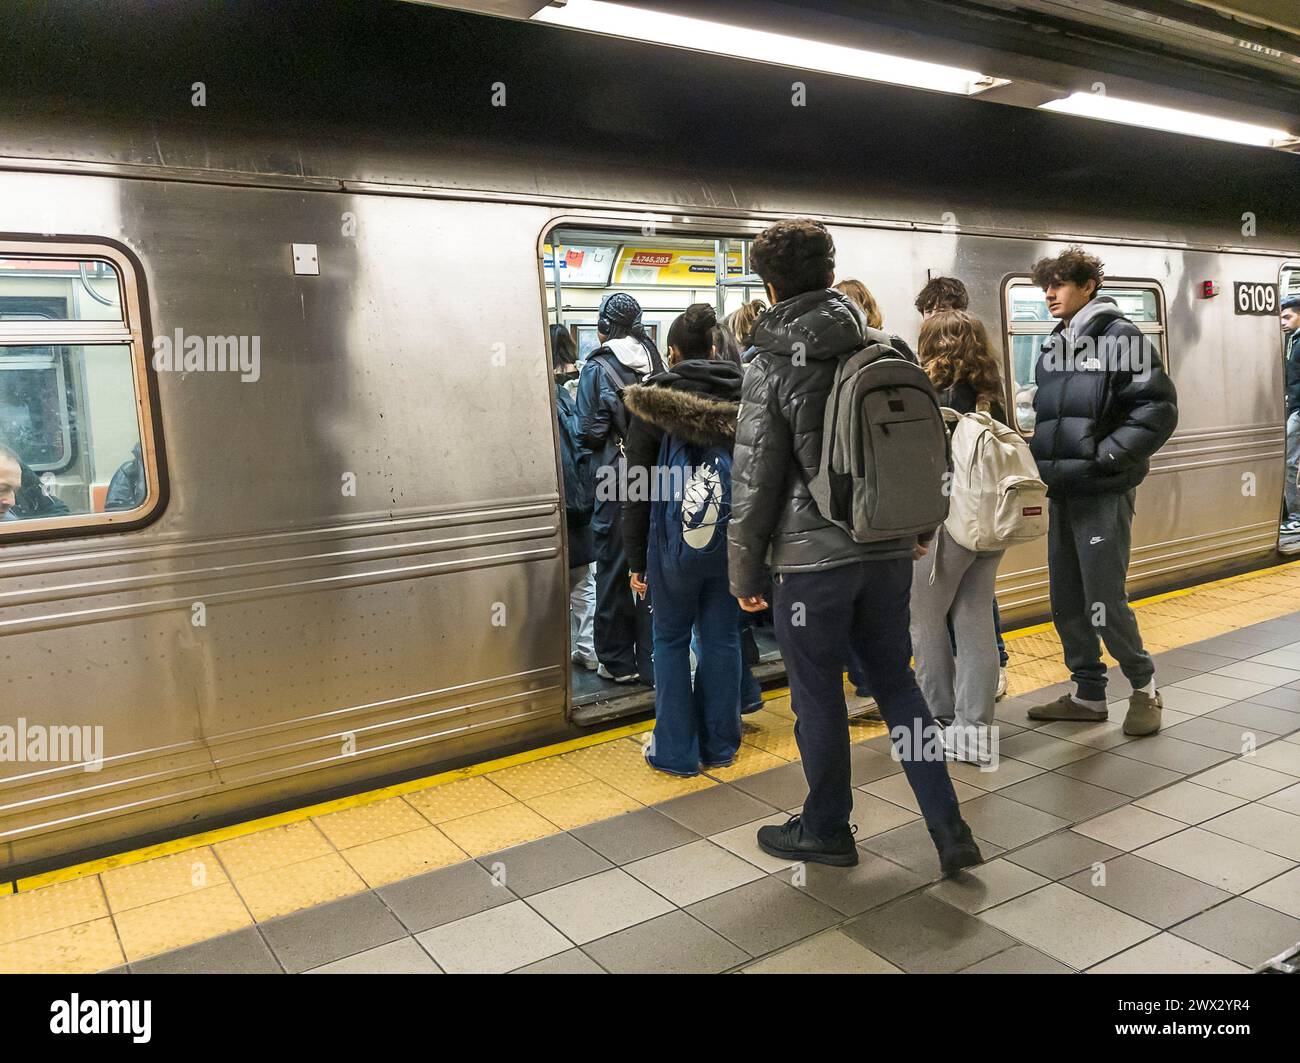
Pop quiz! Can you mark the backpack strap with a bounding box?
[589,351,638,440]
[857,326,899,364]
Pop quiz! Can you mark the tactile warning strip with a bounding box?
[3,559,1299,971]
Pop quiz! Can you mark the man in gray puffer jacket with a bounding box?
[729,219,981,877]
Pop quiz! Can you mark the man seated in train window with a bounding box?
[0,441,70,521]
[104,442,147,512]
[0,444,20,521]
[1024,245,1179,739]
[1281,293,1300,536]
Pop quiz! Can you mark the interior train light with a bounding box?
[1202,281,1219,298]
[533,0,1011,96]
[1040,92,1295,149]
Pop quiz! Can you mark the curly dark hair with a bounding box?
[1030,245,1104,293]
[914,276,969,315]
[751,218,835,301]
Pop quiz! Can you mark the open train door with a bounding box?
[543,223,783,724]
[1280,263,1300,556]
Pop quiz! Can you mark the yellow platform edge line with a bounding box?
[15,717,654,893]
[14,554,1300,894]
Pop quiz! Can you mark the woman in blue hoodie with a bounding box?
[624,305,744,776]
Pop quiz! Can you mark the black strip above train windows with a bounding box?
[0,237,168,544]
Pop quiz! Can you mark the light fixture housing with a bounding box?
[1040,91,1295,149]
[533,0,1011,97]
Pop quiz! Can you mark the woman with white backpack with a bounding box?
[911,312,1048,764]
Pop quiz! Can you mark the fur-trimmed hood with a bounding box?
[622,359,742,447]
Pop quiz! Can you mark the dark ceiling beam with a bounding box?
[604,0,1300,130]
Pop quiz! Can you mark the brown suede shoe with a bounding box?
[1124,689,1163,736]
[1027,692,1108,722]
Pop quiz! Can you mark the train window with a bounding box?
[1002,278,1167,435]
[0,244,160,536]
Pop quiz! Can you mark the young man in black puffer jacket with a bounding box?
[1026,246,1178,737]
[728,218,981,876]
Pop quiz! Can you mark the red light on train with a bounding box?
[1202,281,1219,298]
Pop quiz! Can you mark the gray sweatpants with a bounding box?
[911,532,1004,728]
[1049,490,1155,702]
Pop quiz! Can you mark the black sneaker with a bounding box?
[928,818,984,878]
[756,814,858,867]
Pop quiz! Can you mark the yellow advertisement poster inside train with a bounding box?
[613,247,745,286]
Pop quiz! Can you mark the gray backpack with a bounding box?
[808,328,950,543]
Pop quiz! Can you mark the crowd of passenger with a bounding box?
[556,218,1184,874]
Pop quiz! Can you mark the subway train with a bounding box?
[0,0,1298,875]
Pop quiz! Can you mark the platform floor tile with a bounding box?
[260,892,407,973]
[1059,853,1233,929]
[582,910,748,974]
[115,881,253,962]
[101,846,229,913]
[339,825,468,887]
[1133,828,1295,894]
[305,936,441,975]
[1243,866,1300,918]
[741,929,902,974]
[0,916,123,974]
[376,859,512,933]
[474,832,613,898]
[685,877,841,958]
[526,868,675,945]
[979,882,1158,970]
[569,807,700,865]
[130,926,280,975]
[1086,933,1250,974]
[842,893,1018,974]
[415,900,570,974]
[1072,802,1186,850]
[1169,897,1300,968]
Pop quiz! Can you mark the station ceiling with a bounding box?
[415,0,1300,135]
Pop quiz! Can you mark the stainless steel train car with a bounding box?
[1,0,1297,875]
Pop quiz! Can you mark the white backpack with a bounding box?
[941,407,1048,553]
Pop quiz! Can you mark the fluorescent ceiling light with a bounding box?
[1041,91,1294,148]
[533,0,1009,96]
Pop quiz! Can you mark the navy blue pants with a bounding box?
[649,558,742,775]
[774,559,961,839]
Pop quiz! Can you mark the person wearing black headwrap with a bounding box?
[575,293,664,684]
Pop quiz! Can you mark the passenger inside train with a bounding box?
[1282,292,1300,545]
[0,256,149,527]
[0,443,20,521]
